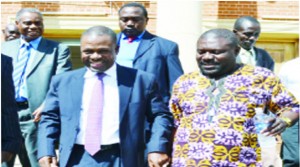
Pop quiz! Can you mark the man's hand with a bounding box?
[1,151,14,162]
[32,104,44,122]
[261,117,288,136]
[38,156,58,167]
[148,152,170,167]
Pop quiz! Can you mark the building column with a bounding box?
[156,1,203,73]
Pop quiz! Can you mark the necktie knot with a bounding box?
[127,36,136,43]
[96,73,105,80]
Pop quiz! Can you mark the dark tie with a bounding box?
[84,73,105,155]
[13,42,30,99]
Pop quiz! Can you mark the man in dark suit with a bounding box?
[1,54,22,163]
[116,2,184,105]
[1,8,72,167]
[38,26,173,167]
[233,16,274,71]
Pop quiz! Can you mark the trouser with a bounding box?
[2,108,39,167]
[281,121,299,167]
[66,144,121,167]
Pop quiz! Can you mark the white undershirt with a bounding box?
[75,63,120,145]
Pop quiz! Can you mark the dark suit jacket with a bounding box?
[1,54,22,154]
[1,38,72,113]
[37,65,173,167]
[254,46,274,71]
[117,31,184,104]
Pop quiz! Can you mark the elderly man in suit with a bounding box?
[38,25,173,167]
[1,8,72,167]
[233,16,274,71]
[1,54,22,163]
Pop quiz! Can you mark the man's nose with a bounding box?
[126,20,135,26]
[91,52,102,59]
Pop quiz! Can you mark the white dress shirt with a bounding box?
[278,57,300,100]
[76,63,120,145]
[236,47,256,66]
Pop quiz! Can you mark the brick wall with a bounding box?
[203,1,299,20]
[1,1,298,39]
[1,1,156,35]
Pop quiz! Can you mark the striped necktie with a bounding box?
[13,42,31,100]
[85,73,105,155]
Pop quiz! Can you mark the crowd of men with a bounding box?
[1,2,299,167]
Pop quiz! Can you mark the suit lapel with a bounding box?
[117,65,134,123]
[254,47,262,66]
[134,31,155,62]
[70,68,86,123]
[27,38,48,76]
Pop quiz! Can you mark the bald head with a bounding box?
[198,28,239,47]
[233,16,260,30]
[3,23,20,41]
[81,26,116,44]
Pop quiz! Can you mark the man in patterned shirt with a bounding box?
[169,28,299,167]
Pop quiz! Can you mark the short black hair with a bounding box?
[118,2,148,19]
[199,28,239,47]
[81,25,116,44]
[233,16,260,30]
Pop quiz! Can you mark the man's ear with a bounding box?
[115,45,119,55]
[235,45,241,56]
[233,29,238,34]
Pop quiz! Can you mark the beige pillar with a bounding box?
[156,1,203,73]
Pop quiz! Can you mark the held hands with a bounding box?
[261,117,289,136]
[1,151,14,162]
[148,152,170,167]
[39,156,58,167]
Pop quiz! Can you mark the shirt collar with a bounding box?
[121,30,145,41]
[239,47,254,56]
[84,63,117,80]
[20,36,42,50]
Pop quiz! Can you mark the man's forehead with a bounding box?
[121,7,143,14]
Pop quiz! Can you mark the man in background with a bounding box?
[1,54,22,164]
[1,8,72,167]
[233,16,274,71]
[117,4,183,163]
[278,57,300,167]
[233,16,280,166]
[117,2,183,105]
[2,23,20,41]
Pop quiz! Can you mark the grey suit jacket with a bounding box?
[1,38,72,113]
[38,65,173,167]
[1,54,22,154]
[117,31,184,104]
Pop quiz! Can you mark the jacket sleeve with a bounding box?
[1,54,22,154]
[37,76,61,159]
